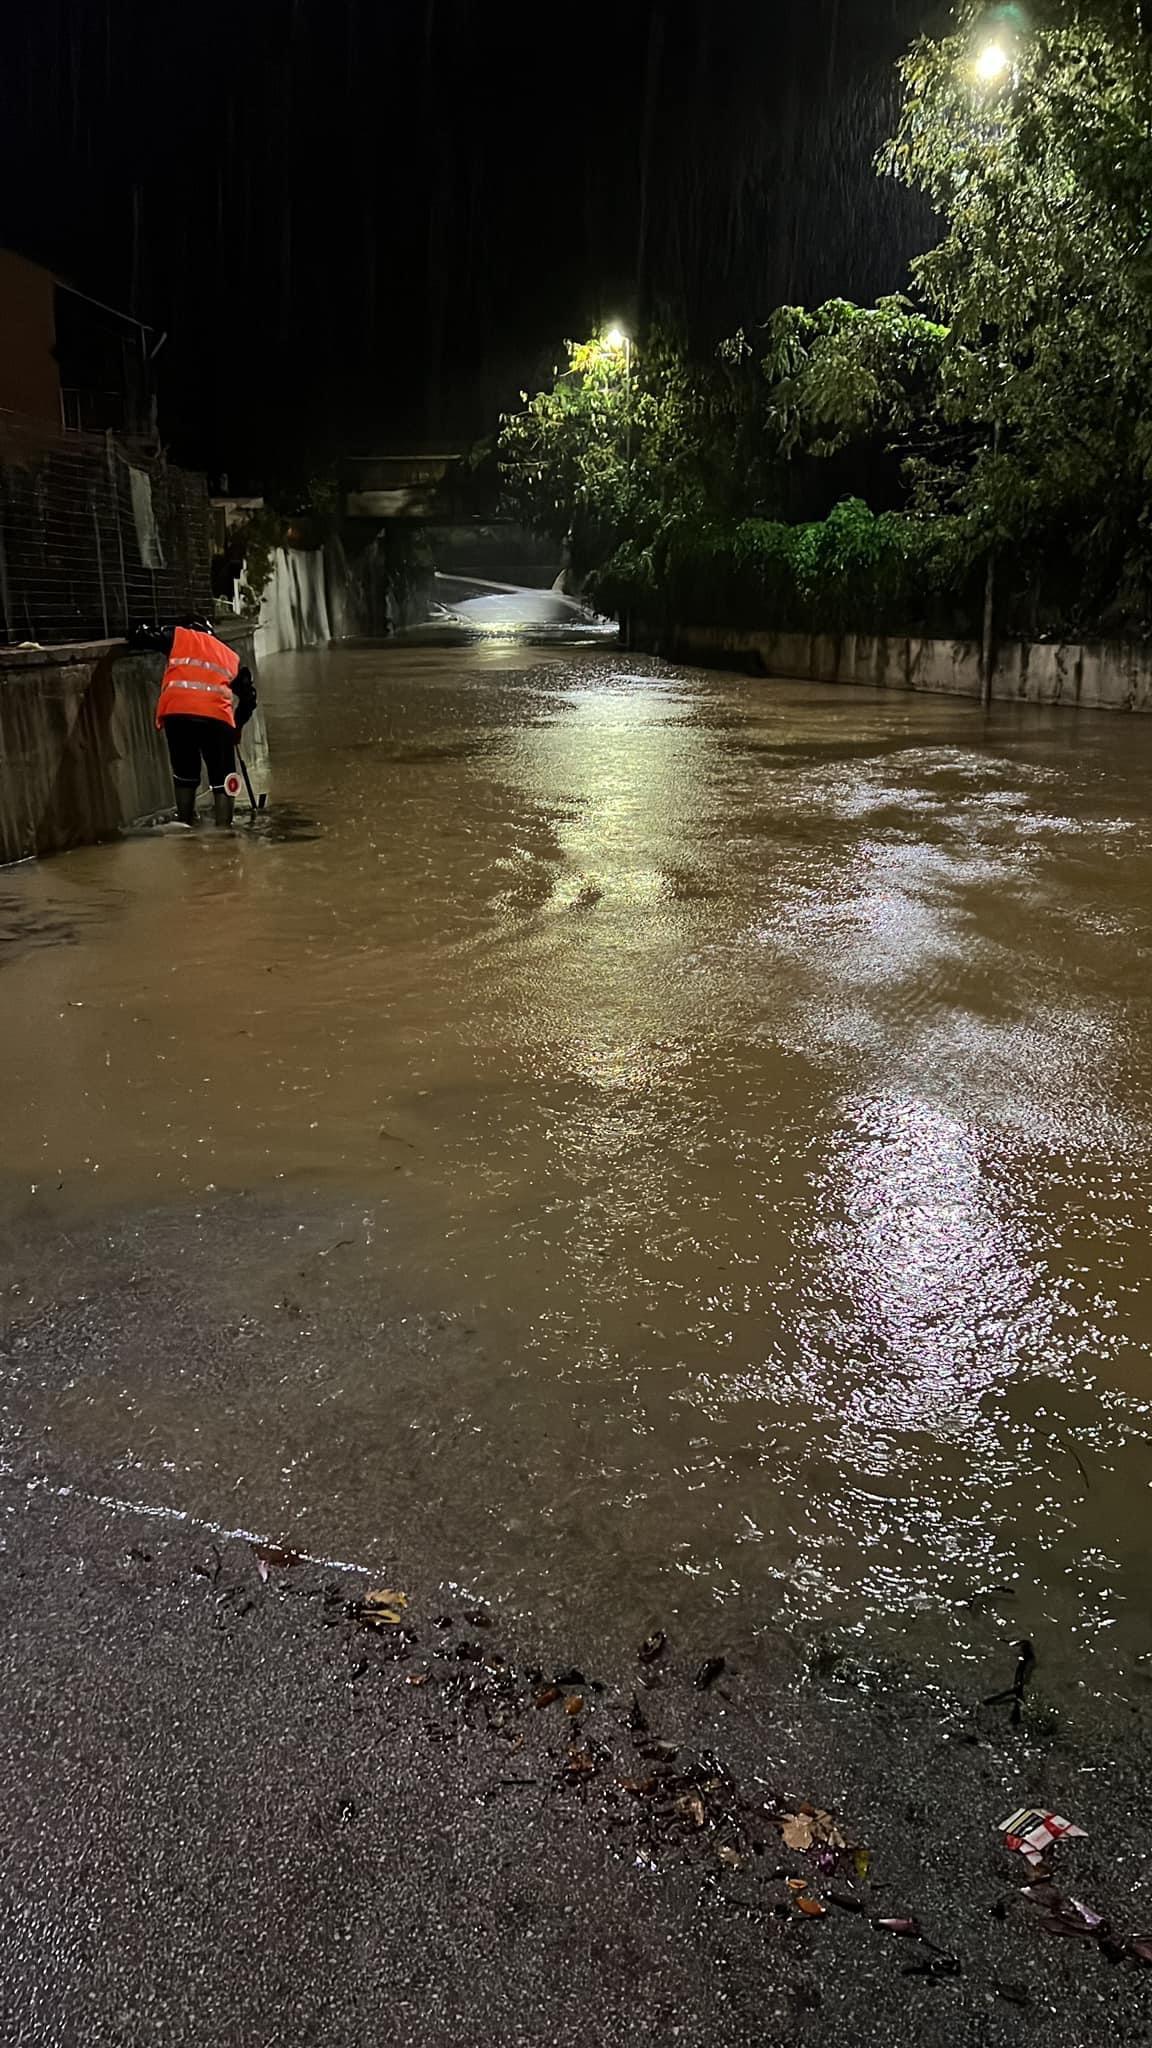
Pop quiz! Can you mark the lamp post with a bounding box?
[967,18,1021,706]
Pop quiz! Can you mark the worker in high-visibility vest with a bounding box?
[131,616,257,826]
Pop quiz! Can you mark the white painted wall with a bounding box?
[254,548,331,662]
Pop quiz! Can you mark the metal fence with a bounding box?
[0,410,212,647]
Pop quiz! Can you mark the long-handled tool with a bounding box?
[236,751,266,812]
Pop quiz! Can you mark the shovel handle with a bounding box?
[237,751,260,812]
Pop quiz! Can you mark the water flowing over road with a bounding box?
[4,644,1152,1703]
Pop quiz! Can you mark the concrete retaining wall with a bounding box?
[254,547,331,661]
[665,625,1152,713]
[0,619,265,865]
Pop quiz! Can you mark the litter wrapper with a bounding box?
[999,1807,1087,1867]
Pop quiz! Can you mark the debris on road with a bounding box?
[1018,1876,1152,1965]
[777,1806,847,1855]
[252,1542,302,1582]
[999,1806,1087,1868]
[637,1738,679,1762]
[357,1588,409,1627]
[638,1630,667,1664]
[191,1545,223,1585]
[694,1656,726,1690]
[984,1639,1037,1725]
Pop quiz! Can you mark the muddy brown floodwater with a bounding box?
[3,644,1152,1705]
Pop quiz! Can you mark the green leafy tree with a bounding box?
[880,0,1152,626]
[497,329,773,586]
[759,297,948,459]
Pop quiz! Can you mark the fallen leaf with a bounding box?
[829,1891,864,1913]
[638,1739,679,1762]
[639,1630,667,1664]
[853,1847,871,1880]
[676,1794,706,1828]
[694,1656,726,1690]
[359,1589,408,1626]
[796,1894,827,1918]
[534,1685,562,1709]
[405,1672,430,1687]
[564,1749,596,1779]
[1130,1937,1152,1965]
[717,1845,745,1867]
[252,1543,302,1583]
[618,1777,658,1797]
[877,1918,920,1937]
[1021,1882,1061,1908]
[1038,1915,1098,1942]
[787,1878,809,1893]
[627,1694,648,1733]
[782,1814,817,1852]
[565,1695,585,1716]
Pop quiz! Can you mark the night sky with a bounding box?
[1,0,937,482]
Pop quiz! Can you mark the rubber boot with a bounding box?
[174,782,198,826]
[212,788,235,829]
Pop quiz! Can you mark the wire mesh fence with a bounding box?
[0,410,212,647]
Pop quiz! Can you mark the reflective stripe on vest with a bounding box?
[168,677,233,701]
[156,626,241,730]
[168,655,235,679]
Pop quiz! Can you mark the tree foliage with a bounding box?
[759,298,948,458]
[497,332,769,581]
[498,2,1152,640]
[881,1,1152,622]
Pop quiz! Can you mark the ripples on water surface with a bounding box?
[3,646,1152,1699]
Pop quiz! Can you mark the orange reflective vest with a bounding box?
[155,626,241,730]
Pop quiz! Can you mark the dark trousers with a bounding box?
[163,715,236,789]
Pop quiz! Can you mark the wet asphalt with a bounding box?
[2,1204,1152,2046]
[4,647,1152,2040]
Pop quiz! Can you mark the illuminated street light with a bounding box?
[974,39,1010,82]
[603,324,628,351]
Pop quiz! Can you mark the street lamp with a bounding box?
[603,324,629,354]
[974,39,1010,82]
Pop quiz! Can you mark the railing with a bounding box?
[0,410,211,647]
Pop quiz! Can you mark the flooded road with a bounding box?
[4,644,1152,1698]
